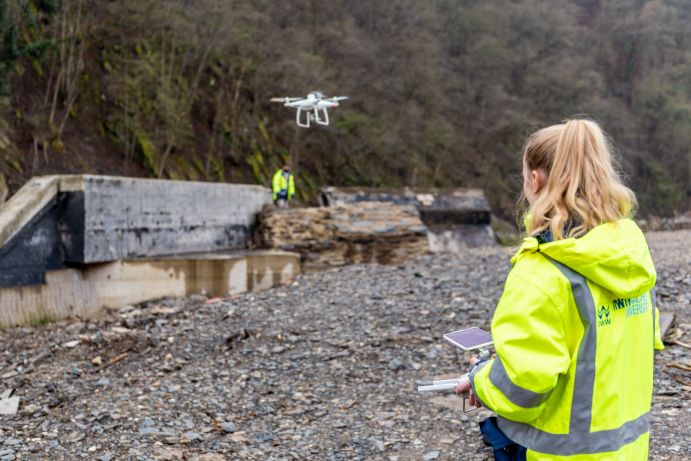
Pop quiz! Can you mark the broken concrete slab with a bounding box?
[0,396,19,415]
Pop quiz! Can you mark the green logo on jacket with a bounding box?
[597,305,611,326]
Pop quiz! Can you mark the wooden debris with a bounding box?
[91,353,128,374]
[670,340,690,349]
[660,312,676,341]
[666,362,691,372]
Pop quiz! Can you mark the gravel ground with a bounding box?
[0,230,688,461]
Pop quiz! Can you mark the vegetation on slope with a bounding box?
[0,0,688,217]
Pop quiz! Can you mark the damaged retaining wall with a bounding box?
[320,187,497,251]
[256,203,429,271]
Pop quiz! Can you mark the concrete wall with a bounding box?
[0,175,296,328]
[0,175,273,287]
[82,175,272,262]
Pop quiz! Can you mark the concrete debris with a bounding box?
[0,396,19,415]
[0,229,685,459]
[62,340,80,349]
[150,306,179,315]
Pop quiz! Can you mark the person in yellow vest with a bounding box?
[456,119,663,460]
[272,164,295,208]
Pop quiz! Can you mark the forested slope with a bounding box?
[0,0,689,217]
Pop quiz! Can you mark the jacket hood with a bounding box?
[513,219,656,297]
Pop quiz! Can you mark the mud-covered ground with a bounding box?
[0,230,688,461]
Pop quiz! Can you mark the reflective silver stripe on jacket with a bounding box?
[488,356,550,408]
[497,256,651,456]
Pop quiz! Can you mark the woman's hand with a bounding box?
[455,356,482,407]
[455,378,481,408]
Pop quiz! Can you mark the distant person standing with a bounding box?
[272,164,295,208]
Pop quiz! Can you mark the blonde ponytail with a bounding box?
[523,119,636,240]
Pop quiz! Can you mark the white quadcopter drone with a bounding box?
[270,91,349,128]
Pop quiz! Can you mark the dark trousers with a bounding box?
[480,417,527,461]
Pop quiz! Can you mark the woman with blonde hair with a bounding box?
[456,119,663,460]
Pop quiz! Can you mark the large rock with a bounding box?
[256,203,429,271]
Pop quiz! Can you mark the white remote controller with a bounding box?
[417,374,469,394]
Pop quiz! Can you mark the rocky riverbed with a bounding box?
[0,230,688,460]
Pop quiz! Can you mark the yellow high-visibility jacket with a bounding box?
[470,219,664,460]
[272,169,295,201]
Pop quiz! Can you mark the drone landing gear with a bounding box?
[296,107,330,128]
[313,107,329,126]
[296,107,310,128]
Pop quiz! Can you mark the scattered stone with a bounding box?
[221,421,237,433]
[192,455,225,461]
[181,431,202,443]
[371,439,385,452]
[156,448,184,460]
[91,356,103,366]
[22,403,40,414]
[388,358,405,371]
[0,371,18,380]
[62,340,80,348]
[138,427,158,435]
[423,451,440,460]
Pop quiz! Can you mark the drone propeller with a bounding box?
[325,96,349,102]
[270,97,302,103]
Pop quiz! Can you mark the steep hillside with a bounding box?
[0,0,689,217]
